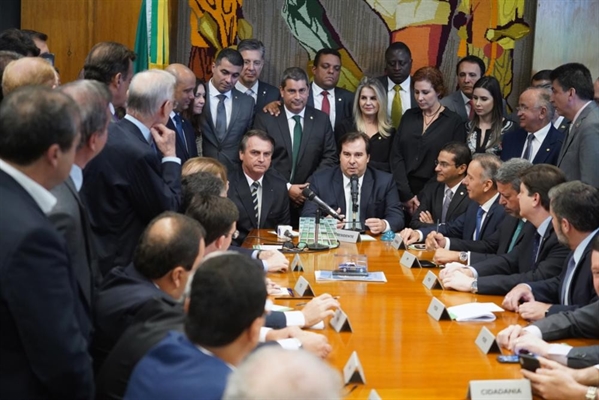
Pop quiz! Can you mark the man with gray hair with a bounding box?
[223,346,343,400]
[50,80,111,313]
[165,63,198,163]
[501,87,564,165]
[82,69,182,274]
[1,57,59,96]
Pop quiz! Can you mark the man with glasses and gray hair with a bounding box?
[236,38,280,112]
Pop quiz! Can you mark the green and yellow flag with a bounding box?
[134,0,170,73]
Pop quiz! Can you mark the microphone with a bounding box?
[302,187,344,221]
[350,174,359,212]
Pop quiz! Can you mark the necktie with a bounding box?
[251,181,260,227]
[474,206,485,240]
[149,139,158,155]
[291,115,302,181]
[531,232,541,269]
[391,84,403,127]
[321,90,330,115]
[173,114,188,152]
[468,100,474,120]
[508,219,525,252]
[245,89,254,96]
[523,133,535,161]
[561,255,577,305]
[215,94,227,141]
[441,188,453,223]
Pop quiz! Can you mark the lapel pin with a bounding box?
[459,192,464,195]
[546,148,550,151]
[310,116,313,120]
[338,98,342,101]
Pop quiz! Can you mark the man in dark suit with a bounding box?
[253,67,337,224]
[301,132,403,233]
[440,55,486,122]
[49,80,110,313]
[0,86,94,399]
[441,165,569,295]
[200,48,255,173]
[307,48,354,130]
[376,42,415,127]
[165,63,199,163]
[552,63,599,187]
[400,153,505,245]
[235,39,280,113]
[501,87,563,165]
[502,181,599,319]
[411,142,473,229]
[228,130,290,245]
[81,70,182,275]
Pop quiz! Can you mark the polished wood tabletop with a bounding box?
[245,230,595,399]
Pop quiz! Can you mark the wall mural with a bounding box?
[187,0,530,104]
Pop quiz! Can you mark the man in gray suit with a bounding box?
[552,63,599,187]
[50,80,111,310]
[200,48,254,173]
[440,55,486,122]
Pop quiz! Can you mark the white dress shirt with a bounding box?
[0,159,57,214]
[386,76,411,117]
[521,122,551,161]
[208,80,233,129]
[235,80,259,103]
[311,81,336,128]
[124,115,180,164]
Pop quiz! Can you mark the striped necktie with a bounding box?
[251,181,260,227]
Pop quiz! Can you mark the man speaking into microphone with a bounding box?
[301,132,404,234]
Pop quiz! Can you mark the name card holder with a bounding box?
[467,379,532,400]
[336,229,361,243]
[291,254,304,272]
[422,270,444,290]
[475,327,503,354]
[391,234,406,250]
[427,297,451,321]
[343,351,366,385]
[330,308,353,332]
[294,276,315,297]
[368,389,381,400]
[400,251,420,268]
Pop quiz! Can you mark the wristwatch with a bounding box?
[459,251,468,262]
[586,386,597,400]
[470,279,478,294]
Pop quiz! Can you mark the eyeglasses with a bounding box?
[434,160,456,168]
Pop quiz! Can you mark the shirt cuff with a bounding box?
[284,311,306,327]
[523,325,543,339]
[444,238,451,250]
[383,220,391,233]
[277,338,302,350]
[467,266,479,279]
[259,327,272,342]
[547,343,572,366]
[286,183,292,190]
[417,230,423,242]
[162,156,181,164]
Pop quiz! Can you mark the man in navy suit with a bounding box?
[165,63,199,163]
[235,39,280,113]
[228,129,290,245]
[82,70,182,275]
[0,86,94,399]
[502,181,599,319]
[501,87,563,165]
[200,48,255,173]
[301,132,404,234]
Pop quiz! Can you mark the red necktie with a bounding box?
[321,90,330,115]
[468,100,474,120]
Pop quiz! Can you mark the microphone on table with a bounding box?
[350,174,359,228]
[302,187,344,221]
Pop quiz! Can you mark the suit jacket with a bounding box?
[566,345,599,369]
[441,90,509,122]
[554,117,571,134]
[532,301,599,341]
[469,217,530,264]
[557,101,599,186]
[301,166,404,232]
[49,176,100,311]
[420,195,506,243]
[253,105,337,184]
[254,80,280,113]
[167,115,198,164]
[200,87,255,174]
[81,118,182,275]
[124,331,232,400]
[529,232,598,315]
[474,223,569,295]
[410,181,472,229]
[307,85,354,130]
[500,125,563,165]
[0,170,93,399]
[228,167,290,245]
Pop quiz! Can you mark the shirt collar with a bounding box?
[460,91,470,105]
[69,164,83,192]
[480,192,500,213]
[445,179,464,195]
[124,114,152,143]
[387,75,410,91]
[342,172,365,188]
[537,215,552,237]
[235,80,259,95]
[311,81,335,97]
[553,115,564,129]
[573,228,599,265]
[209,80,231,99]
[0,159,57,214]
[571,101,592,127]
[529,122,551,143]
[243,171,264,187]
[109,102,116,116]
[195,344,235,371]
[284,106,305,120]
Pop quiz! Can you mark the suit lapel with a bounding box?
[332,169,345,213]
[558,106,591,164]
[359,169,374,224]
[446,183,467,219]
[480,197,500,237]
[235,170,258,228]
[276,109,293,159]
[260,174,275,227]
[227,92,241,136]
[533,126,558,164]
[297,108,314,162]
[307,91,315,108]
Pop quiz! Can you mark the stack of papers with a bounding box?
[447,302,504,321]
[315,271,387,282]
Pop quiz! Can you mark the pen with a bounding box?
[436,219,439,233]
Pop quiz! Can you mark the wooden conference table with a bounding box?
[245,230,595,399]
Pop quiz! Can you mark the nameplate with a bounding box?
[336,229,361,243]
[475,327,503,354]
[368,389,381,400]
[427,297,451,321]
[291,253,304,272]
[343,351,366,385]
[294,276,314,297]
[467,379,531,400]
[422,270,444,290]
[391,233,406,250]
[330,308,353,332]
[400,251,420,268]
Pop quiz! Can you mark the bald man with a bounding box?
[165,63,199,163]
[1,57,58,96]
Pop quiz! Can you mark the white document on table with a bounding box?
[447,302,504,322]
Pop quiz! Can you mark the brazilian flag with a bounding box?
[133,0,170,73]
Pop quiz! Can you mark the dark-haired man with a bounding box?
[0,28,39,56]
[235,39,280,112]
[440,55,486,122]
[0,86,93,399]
[200,48,255,173]
[22,29,49,54]
[551,63,599,187]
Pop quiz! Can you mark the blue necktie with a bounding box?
[474,207,485,240]
[531,232,541,270]
[173,114,188,153]
[561,255,577,305]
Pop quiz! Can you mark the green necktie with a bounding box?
[391,84,403,127]
[291,115,302,181]
[508,219,525,252]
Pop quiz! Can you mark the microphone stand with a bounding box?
[308,209,328,250]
